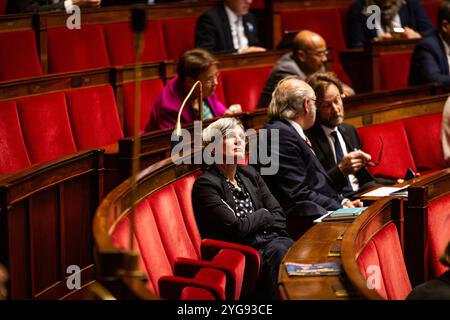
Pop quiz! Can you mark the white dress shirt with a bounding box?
[321,125,359,192]
[224,5,249,52]
[375,13,402,36]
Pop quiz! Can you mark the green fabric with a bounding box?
[202,99,214,120]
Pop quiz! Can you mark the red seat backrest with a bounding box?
[162,18,197,60]
[423,0,442,27]
[357,120,416,179]
[357,223,411,300]
[65,85,123,149]
[47,25,110,73]
[104,21,167,66]
[215,73,227,106]
[110,200,171,296]
[280,8,346,60]
[172,173,203,258]
[16,93,77,164]
[221,66,271,112]
[0,100,31,173]
[122,79,164,136]
[403,113,444,171]
[379,51,413,90]
[427,195,450,278]
[0,30,42,81]
[148,185,200,263]
[357,240,388,299]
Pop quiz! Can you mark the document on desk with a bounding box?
[361,185,409,197]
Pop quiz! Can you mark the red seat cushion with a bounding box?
[221,66,271,112]
[16,93,77,164]
[122,79,164,136]
[379,51,413,90]
[403,113,444,171]
[104,21,167,66]
[0,30,42,81]
[65,85,123,149]
[423,1,441,27]
[0,100,31,173]
[149,185,199,262]
[0,0,6,14]
[162,18,196,60]
[427,195,450,278]
[47,25,110,73]
[357,121,416,179]
[372,223,412,300]
[280,8,346,61]
[180,286,216,300]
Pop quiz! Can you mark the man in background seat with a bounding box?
[258,30,353,108]
[195,0,266,55]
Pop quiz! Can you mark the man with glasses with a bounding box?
[306,72,394,197]
[262,77,362,239]
[258,30,353,108]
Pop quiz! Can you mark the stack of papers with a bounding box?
[285,262,342,277]
[361,185,409,197]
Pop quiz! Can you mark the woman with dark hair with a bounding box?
[192,117,293,299]
[145,48,241,131]
[347,0,434,48]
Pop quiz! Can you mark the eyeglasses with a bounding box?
[306,49,329,57]
[366,136,384,167]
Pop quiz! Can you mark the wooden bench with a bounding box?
[0,149,104,299]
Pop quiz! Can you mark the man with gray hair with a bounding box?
[262,77,362,239]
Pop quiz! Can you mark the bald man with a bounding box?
[258,30,353,108]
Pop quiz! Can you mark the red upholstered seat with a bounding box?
[403,113,444,171]
[423,1,441,27]
[162,18,196,60]
[111,199,227,300]
[427,195,450,278]
[122,79,164,136]
[0,30,42,81]
[0,0,6,14]
[357,121,416,179]
[0,100,31,173]
[16,93,77,164]
[379,51,413,90]
[250,0,264,9]
[104,21,167,66]
[221,66,271,112]
[280,8,346,60]
[47,25,110,73]
[180,287,216,300]
[214,73,227,106]
[357,223,411,300]
[65,85,123,149]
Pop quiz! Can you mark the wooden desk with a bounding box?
[278,222,352,300]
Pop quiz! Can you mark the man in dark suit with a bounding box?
[347,0,434,48]
[195,0,266,54]
[6,0,100,13]
[262,77,363,238]
[409,1,450,86]
[258,30,354,108]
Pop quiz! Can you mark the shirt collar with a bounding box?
[224,4,240,24]
[287,119,307,141]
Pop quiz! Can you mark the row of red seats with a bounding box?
[0,85,122,173]
[110,173,260,300]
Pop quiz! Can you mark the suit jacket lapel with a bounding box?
[310,123,336,169]
[218,4,235,50]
